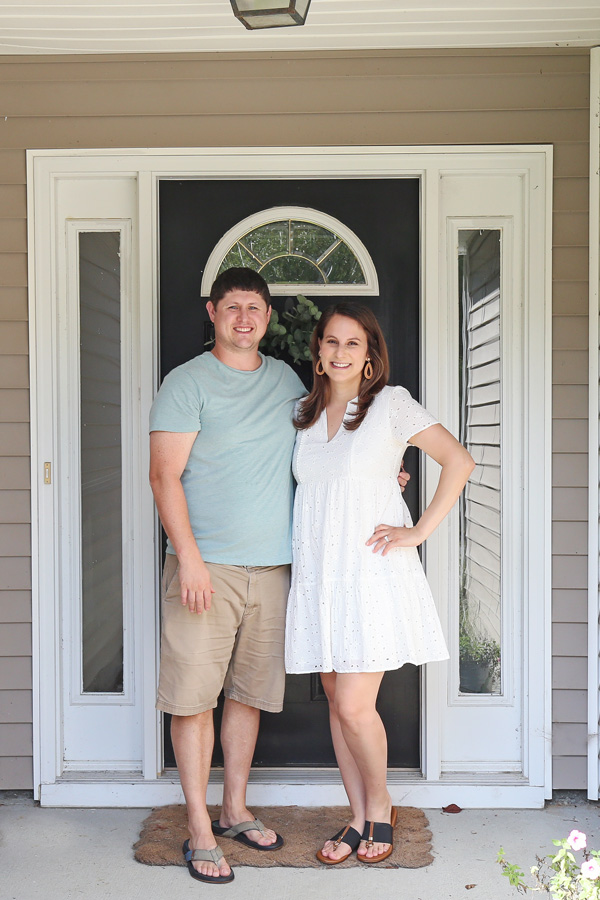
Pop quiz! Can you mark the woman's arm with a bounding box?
[366,424,475,556]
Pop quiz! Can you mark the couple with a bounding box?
[149,267,474,883]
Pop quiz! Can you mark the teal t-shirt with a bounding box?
[149,351,305,565]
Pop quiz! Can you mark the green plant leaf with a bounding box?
[260,295,321,367]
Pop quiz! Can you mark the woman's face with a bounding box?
[318,314,369,390]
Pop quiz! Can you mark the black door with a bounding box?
[159,177,421,769]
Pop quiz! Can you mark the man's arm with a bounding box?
[398,462,410,492]
[149,430,214,613]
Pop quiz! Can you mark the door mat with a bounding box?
[134,805,433,869]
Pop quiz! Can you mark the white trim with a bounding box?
[28,145,552,806]
[589,46,600,802]
[444,760,523,774]
[531,157,554,794]
[200,205,379,296]
[138,169,163,782]
[420,165,442,783]
[38,776,546,809]
[27,151,42,800]
[28,145,552,163]
[2,2,599,55]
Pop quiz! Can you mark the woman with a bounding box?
[285,303,474,865]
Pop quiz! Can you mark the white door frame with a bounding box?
[589,46,600,801]
[28,145,552,807]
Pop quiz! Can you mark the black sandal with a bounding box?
[357,806,398,864]
[316,824,362,865]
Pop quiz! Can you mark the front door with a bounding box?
[158,177,421,769]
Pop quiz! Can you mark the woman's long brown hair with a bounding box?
[293,302,390,432]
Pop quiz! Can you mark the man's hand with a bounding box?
[397,463,410,493]
[178,556,215,614]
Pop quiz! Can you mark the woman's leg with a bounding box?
[332,672,394,860]
[318,672,367,861]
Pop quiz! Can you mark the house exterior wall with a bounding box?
[0,48,590,791]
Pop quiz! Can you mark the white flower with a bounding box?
[581,859,600,880]
[567,830,587,851]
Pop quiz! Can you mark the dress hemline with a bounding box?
[285,652,449,675]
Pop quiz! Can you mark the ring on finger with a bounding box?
[383,534,391,543]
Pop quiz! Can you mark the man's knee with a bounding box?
[171,708,214,730]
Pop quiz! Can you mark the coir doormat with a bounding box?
[134,805,433,869]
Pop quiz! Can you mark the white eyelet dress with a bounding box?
[285,385,450,674]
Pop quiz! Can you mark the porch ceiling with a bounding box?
[0,1,598,56]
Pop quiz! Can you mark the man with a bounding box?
[149,267,304,883]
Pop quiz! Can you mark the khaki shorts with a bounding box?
[156,555,289,716]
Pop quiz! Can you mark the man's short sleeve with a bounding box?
[149,366,203,433]
[389,385,438,445]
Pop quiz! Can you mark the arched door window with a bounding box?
[200,206,379,296]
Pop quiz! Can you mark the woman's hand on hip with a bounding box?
[366,522,424,555]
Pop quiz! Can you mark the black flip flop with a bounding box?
[211,817,284,851]
[182,838,235,883]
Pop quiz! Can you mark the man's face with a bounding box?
[206,290,271,355]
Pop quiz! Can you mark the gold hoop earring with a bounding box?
[316,358,325,376]
[364,358,373,380]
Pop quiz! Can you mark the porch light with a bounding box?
[230,1,312,30]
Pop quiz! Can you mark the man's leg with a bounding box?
[217,698,278,846]
[170,711,232,879]
[159,561,253,874]
[215,565,289,847]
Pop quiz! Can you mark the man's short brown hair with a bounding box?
[209,267,271,307]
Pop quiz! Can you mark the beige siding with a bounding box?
[0,47,590,790]
[0,87,30,786]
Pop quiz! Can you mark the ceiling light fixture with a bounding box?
[230,1,312,30]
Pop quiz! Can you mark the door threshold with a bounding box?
[56,769,145,782]
[39,768,544,808]
[206,767,423,784]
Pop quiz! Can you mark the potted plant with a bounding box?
[459,632,501,693]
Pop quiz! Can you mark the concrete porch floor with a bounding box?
[1,792,598,900]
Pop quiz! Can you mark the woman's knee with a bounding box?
[335,696,377,731]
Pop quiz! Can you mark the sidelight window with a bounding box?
[458,229,502,696]
[79,231,124,694]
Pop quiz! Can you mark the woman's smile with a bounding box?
[319,314,369,387]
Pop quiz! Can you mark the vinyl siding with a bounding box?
[0,47,590,790]
[0,115,30,785]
